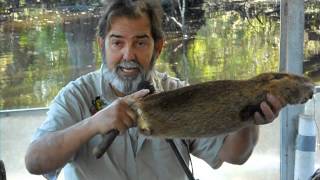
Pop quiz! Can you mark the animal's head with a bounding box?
[252,72,315,105]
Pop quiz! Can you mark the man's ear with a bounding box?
[154,38,164,58]
[97,37,104,50]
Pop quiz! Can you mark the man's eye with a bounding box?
[111,41,123,47]
[136,41,147,48]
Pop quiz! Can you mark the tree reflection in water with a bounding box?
[0,1,319,110]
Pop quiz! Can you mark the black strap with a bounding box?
[166,139,196,180]
[0,160,6,180]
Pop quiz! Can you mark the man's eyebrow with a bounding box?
[135,35,150,39]
[109,34,150,39]
[109,34,123,38]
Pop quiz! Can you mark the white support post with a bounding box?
[279,0,305,179]
[294,114,316,180]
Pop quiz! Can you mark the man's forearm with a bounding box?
[218,125,259,165]
[25,117,97,174]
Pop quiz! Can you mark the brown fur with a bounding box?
[134,72,314,138]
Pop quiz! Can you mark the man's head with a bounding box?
[97,0,164,95]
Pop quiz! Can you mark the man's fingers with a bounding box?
[109,89,149,133]
[131,89,150,98]
[254,102,275,125]
[254,112,267,125]
[126,109,138,127]
[124,89,150,106]
[267,94,284,112]
[118,110,139,133]
[253,101,277,126]
[260,101,275,121]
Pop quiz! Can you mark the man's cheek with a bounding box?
[108,61,119,71]
[142,60,152,70]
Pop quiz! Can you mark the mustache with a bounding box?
[117,60,142,70]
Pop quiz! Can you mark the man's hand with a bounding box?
[25,89,150,175]
[254,93,285,125]
[218,93,285,167]
[91,89,150,134]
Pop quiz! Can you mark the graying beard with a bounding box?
[102,52,157,95]
[114,72,143,95]
[103,67,147,95]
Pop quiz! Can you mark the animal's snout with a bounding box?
[305,89,314,103]
[300,90,313,104]
[309,91,314,99]
[300,82,315,104]
[296,81,315,104]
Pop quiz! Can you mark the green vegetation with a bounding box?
[0,2,319,109]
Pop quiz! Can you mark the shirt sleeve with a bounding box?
[32,82,84,141]
[31,81,88,179]
[188,134,227,169]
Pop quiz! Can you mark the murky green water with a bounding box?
[0,2,319,110]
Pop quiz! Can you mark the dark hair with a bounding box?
[98,0,164,42]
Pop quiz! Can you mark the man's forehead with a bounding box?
[106,15,153,39]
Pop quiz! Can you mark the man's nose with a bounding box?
[123,46,136,61]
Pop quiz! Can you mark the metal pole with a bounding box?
[279,0,305,179]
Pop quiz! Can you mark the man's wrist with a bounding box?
[84,116,101,137]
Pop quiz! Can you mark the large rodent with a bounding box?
[135,72,314,138]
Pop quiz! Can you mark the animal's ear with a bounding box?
[251,73,275,81]
[271,73,289,80]
[251,72,289,82]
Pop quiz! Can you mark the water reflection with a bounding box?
[0,7,100,109]
[0,1,319,110]
[63,14,98,78]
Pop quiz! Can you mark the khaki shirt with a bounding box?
[33,66,226,180]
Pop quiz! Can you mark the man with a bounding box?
[25,0,283,179]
